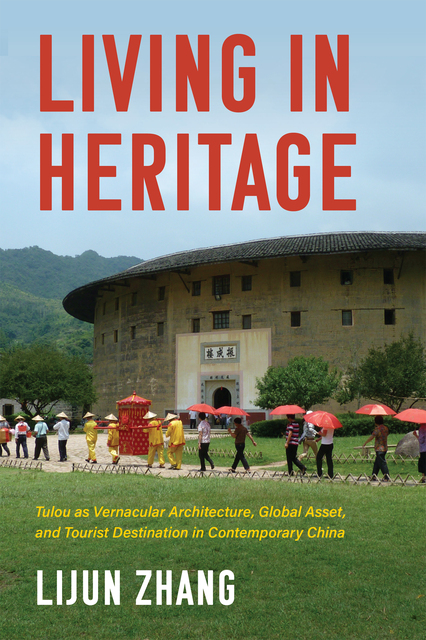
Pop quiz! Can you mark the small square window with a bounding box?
[101,333,105,345]
[192,318,200,333]
[115,297,119,311]
[242,275,252,291]
[3,404,13,417]
[384,269,394,285]
[213,275,230,296]
[213,311,230,329]
[157,322,164,336]
[290,311,301,327]
[192,281,201,296]
[341,270,353,285]
[290,271,301,287]
[158,286,165,301]
[131,292,137,306]
[342,310,353,326]
[113,329,118,343]
[384,309,395,325]
[242,314,252,329]
[130,326,136,339]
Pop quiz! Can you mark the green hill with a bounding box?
[0,246,141,299]
[0,247,142,361]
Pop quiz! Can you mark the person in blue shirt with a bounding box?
[33,415,50,460]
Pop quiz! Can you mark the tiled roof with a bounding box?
[63,231,426,323]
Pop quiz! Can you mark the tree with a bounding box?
[336,333,426,412]
[255,356,340,411]
[0,344,97,417]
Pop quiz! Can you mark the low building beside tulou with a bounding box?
[63,232,426,419]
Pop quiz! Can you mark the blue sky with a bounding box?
[0,0,425,259]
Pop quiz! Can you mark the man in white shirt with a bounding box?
[189,410,197,429]
[14,415,30,459]
[53,412,70,462]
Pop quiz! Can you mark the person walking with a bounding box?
[33,415,50,460]
[189,410,197,430]
[413,424,426,483]
[105,414,120,465]
[14,415,30,459]
[0,416,11,457]
[144,411,165,468]
[285,414,307,476]
[197,412,214,472]
[165,413,185,470]
[298,410,318,461]
[362,416,390,481]
[83,411,98,463]
[316,426,335,478]
[228,417,257,472]
[53,412,70,462]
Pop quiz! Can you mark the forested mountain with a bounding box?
[0,247,142,361]
[0,246,141,299]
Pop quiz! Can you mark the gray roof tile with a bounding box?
[63,231,426,323]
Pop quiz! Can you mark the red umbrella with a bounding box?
[394,408,426,424]
[356,404,396,416]
[304,411,343,430]
[216,406,250,416]
[187,403,218,415]
[270,405,305,415]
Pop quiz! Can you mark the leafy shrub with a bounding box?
[250,419,297,438]
[334,413,413,437]
[249,414,414,438]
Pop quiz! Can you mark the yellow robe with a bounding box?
[107,423,120,462]
[166,419,185,469]
[144,419,165,466]
[84,419,98,461]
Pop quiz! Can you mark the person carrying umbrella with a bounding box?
[285,415,307,476]
[298,410,318,461]
[228,417,257,472]
[197,412,214,472]
[315,425,335,479]
[394,409,426,485]
[362,416,390,481]
[413,424,426,483]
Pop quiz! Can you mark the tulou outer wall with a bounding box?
[91,249,426,418]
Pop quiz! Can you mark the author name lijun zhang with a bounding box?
[37,569,235,606]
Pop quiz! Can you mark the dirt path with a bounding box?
[1,433,285,477]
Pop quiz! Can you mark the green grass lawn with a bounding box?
[0,465,425,640]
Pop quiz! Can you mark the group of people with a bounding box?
[146,410,257,474]
[143,411,186,470]
[0,412,71,462]
[0,411,121,465]
[284,412,417,482]
[284,412,335,478]
[189,410,232,430]
[2,407,425,482]
[196,412,257,473]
